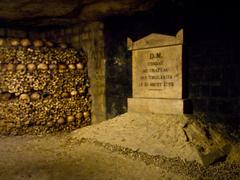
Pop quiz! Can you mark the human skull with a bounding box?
[59,43,67,49]
[70,90,78,96]
[76,63,84,70]
[67,115,75,123]
[31,92,40,101]
[27,63,36,73]
[58,64,67,73]
[7,63,15,72]
[33,39,43,48]
[10,38,19,46]
[75,112,83,120]
[0,38,5,46]
[57,117,65,124]
[37,63,48,71]
[20,38,31,47]
[16,64,26,74]
[19,93,30,103]
[45,41,54,47]
[49,64,58,70]
[68,64,76,70]
[83,111,90,119]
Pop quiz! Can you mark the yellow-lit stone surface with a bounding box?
[128,29,187,114]
[132,45,182,98]
[127,29,183,50]
[128,98,187,114]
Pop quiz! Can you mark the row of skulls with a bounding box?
[0,38,68,48]
[0,62,84,74]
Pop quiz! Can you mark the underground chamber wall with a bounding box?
[103,5,240,132]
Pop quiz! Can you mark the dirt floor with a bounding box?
[1,113,240,179]
[0,134,240,180]
[0,134,187,180]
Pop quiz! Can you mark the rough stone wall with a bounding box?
[185,13,240,125]
[104,23,132,119]
[102,3,240,128]
[77,23,106,123]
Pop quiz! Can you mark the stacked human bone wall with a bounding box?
[0,38,91,135]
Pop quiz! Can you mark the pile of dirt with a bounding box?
[71,112,237,166]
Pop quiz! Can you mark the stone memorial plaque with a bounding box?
[132,45,182,98]
[128,29,190,114]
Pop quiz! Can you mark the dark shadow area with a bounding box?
[104,0,184,119]
[185,1,240,131]
[103,0,240,132]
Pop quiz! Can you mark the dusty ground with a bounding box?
[0,134,240,180]
[0,113,240,179]
[71,113,238,166]
[0,134,187,180]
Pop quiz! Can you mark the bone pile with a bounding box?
[0,38,91,135]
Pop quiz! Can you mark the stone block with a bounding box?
[127,29,190,114]
[127,29,183,50]
[128,98,191,114]
[132,45,183,98]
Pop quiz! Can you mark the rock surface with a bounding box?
[71,112,233,166]
[0,0,158,27]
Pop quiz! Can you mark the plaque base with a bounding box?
[128,98,192,114]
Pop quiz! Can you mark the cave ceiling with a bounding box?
[0,0,160,28]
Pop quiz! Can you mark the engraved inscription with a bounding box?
[132,45,182,98]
